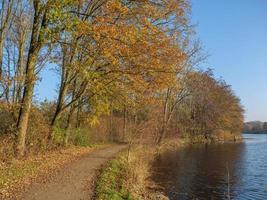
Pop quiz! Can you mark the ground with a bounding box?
[1,145,127,200]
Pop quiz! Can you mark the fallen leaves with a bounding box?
[0,145,109,199]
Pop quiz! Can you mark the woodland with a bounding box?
[243,121,267,133]
[0,0,244,161]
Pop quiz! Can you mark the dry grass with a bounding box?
[157,138,186,153]
[96,145,159,200]
[124,146,155,198]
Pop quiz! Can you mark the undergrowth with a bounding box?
[95,146,155,200]
[95,154,135,200]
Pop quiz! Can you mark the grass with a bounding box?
[95,153,135,200]
[95,146,156,200]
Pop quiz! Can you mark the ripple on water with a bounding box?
[152,134,267,200]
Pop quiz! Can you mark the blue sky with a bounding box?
[35,0,267,122]
[190,0,267,122]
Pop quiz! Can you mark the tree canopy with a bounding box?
[0,0,244,158]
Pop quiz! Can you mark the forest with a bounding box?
[243,121,267,133]
[0,0,244,161]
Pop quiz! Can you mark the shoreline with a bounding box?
[94,135,243,200]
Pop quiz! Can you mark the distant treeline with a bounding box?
[243,121,267,133]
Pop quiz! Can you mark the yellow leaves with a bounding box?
[106,1,129,16]
[88,115,99,126]
[75,21,91,37]
[87,95,111,126]
[62,0,192,126]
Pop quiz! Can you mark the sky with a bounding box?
[35,0,267,122]
[190,0,267,122]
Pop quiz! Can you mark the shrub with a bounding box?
[72,129,91,147]
[27,107,51,151]
[51,124,65,146]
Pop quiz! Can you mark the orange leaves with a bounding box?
[75,21,90,37]
[105,1,129,16]
[184,70,244,135]
[64,0,192,115]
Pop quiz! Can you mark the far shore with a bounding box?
[243,132,267,134]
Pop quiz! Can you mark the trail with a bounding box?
[16,145,126,200]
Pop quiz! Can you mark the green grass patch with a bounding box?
[95,154,135,200]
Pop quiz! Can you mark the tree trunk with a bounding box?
[15,53,37,157]
[123,106,127,141]
[50,41,78,137]
[63,79,78,145]
[109,108,114,141]
[76,100,82,128]
[50,81,67,128]
[0,0,14,79]
[157,90,170,145]
[15,1,46,157]
[64,106,75,146]
[16,39,25,103]
[157,125,167,146]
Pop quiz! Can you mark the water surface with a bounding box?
[153,134,267,200]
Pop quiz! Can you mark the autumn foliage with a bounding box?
[0,0,243,160]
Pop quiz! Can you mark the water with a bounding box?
[152,134,267,200]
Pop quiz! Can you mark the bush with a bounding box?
[51,125,65,146]
[0,104,52,160]
[0,103,17,136]
[27,107,51,151]
[72,129,91,147]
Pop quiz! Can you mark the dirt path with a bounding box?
[16,145,127,200]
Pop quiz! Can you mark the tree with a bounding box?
[176,70,244,140]
[16,0,74,156]
[0,0,14,79]
[48,0,191,142]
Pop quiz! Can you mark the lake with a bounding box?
[152,134,267,200]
